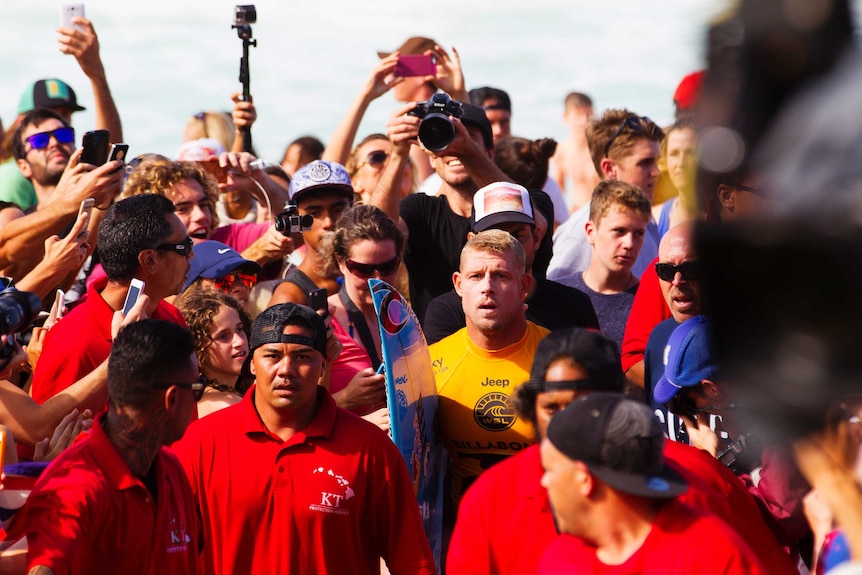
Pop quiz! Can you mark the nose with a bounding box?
[671,271,685,286]
[621,233,634,250]
[275,356,298,379]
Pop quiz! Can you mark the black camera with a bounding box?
[234,5,257,25]
[408,93,463,152]
[0,287,40,368]
[274,202,313,236]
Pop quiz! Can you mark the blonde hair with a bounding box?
[185,111,236,151]
[460,229,526,273]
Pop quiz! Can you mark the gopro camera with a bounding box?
[274,202,313,236]
[234,4,257,25]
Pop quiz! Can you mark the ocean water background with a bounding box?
[3,1,852,163]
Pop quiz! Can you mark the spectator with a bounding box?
[280,135,324,177]
[178,240,260,312]
[549,92,600,213]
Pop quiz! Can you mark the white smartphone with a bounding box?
[54,289,66,322]
[60,4,86,32]
[122,278,145,315]
[77,198,95,223]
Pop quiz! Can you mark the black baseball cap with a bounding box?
[547,393,688,499]
[241,303,327,378]
[459,102,494,150]
[18,79,85,114]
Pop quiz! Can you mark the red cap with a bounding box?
[673,71,706,111]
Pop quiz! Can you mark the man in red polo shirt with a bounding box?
[16,320,202,575]
[171,303,435,575]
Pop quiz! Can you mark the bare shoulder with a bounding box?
[268,280,309,307]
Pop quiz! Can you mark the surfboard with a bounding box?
[369,278,444,573]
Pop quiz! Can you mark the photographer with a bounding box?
[368,96,512,322]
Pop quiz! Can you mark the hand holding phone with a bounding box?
[122,278,145,315]
[308,288,329,318]
[80,130,110,166]
[395,54,436,77]
[60,4,86,32]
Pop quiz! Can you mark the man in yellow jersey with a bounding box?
[430,229,549,519]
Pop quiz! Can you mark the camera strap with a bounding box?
[339,289,381,368]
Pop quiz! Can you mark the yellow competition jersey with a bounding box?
[431,322,550,508]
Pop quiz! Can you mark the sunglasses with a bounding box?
[604,115,651,158]
[344,255,400,279]
[655,261,702,282]
[212,271,257,292]
[733,183,761,195]
[156,236,194,257]
[26,127,75,151]
[153,375,207,401]
[355,150,389,170]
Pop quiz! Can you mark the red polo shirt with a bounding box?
[538,499,769,574]
[18,414,200,575]
[171,386,435,575]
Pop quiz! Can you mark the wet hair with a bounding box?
[122,160,220,232]
[564,92,593,110]
[469,87,512,113]
[281,135,324,170]
[319,204,405,278]
[588,180,652,225]
[494,136,557,190]
[586,109,664,177]
[97,194,176,282]
[176,290,252,395]
[12,109,70,160]
[460,229,526,274]
[108,319,195,409]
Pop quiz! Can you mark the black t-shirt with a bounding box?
[422,277,600,345]
[400,194,472,323]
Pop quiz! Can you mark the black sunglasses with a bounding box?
[604,115,651,158]
[355,150,389,170]
[344,255,401,279]
[156,236,194,257]
[153,375,207,401]
[26,127,76,151]
[655,261,702,282]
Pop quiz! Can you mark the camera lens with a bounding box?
[418,114,456,152]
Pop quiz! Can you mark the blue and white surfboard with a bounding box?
[369,279,444,572]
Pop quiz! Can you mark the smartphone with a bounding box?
[308,288,328,318]
[122,278,145,315]
[395,54,436,77]
[60,4,86,32]
[108,143,129,163]
[78,197,95,222]
[54,289,66,322]
[80,129,110,166]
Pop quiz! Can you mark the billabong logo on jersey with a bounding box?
[474,392,516,431]
[308,467,354,516]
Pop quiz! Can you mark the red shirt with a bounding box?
[18,414,200,575]
[30,277,187,405]
[620,259,670,373]
[664,441,798,574]
[447,444,554,575]
[538,499,769,574]
[171,386,436,575]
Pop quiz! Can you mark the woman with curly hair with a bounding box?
[177,290,252,418]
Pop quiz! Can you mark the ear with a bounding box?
[138,249,158,276]
[453,271,463,297]
[717,185,734,211]
[520,273,533,300]
[16,159,32,180]
[584,220,596,246]
[466,231,476,241]
[163,386,178,412]
[574,461,595,497]
[701,379,720,398]
[249,356,257,376]
[599,158,616,180]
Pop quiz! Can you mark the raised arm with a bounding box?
[57,17,122,142]
[368,103,419,224]
[322,54,401,165]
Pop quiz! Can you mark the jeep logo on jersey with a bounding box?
[473,392,516,431]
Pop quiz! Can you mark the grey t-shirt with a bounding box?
[566,272,638,349]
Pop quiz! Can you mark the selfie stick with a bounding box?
[232,5,257,153]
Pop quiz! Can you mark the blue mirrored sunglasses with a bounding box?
[26,127,75,150]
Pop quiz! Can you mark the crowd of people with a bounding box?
[0,9,858,575]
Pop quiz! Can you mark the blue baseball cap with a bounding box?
[288,160,354,205]
[653,316,718,405]
[182,241,260,292]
